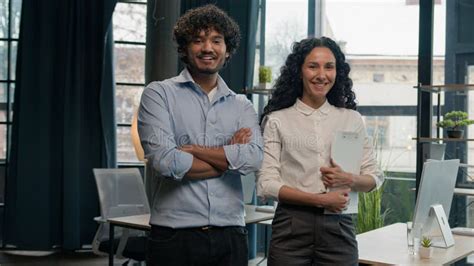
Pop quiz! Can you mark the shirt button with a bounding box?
[208,112,216,124]
[210,193,214,197]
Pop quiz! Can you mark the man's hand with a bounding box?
[178,127,253,172]
[321,158,354,188]
[230,127,252,145]
[318,188,350,213]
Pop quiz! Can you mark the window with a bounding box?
[265,0,307,81]
[323,0,431,175]
[251,0,308,116]
[0,0,21,204]
[373,73,384,83]
[321,0,445,224]
[113,0,146,164]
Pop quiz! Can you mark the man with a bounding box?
[138,4,263,266]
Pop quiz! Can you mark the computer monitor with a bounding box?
[412,159,460,247]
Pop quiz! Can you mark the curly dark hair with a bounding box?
[173,4,241,65]
[261,37,356,123]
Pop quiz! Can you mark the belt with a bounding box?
[152,225,239,232]
[279,203,325,214]
[194,225,240,231]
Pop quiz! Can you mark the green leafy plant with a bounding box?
[258,66,272,84]
[437,111,474,130]
[356,126,391,234]
[421,236,432,248]
[356,183,390,234]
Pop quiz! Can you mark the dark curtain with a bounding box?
[4,0,117,250]
[180,0,259,93]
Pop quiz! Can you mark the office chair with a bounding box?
[92,168,150,263]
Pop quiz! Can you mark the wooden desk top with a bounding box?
[107,204,274,230]
[244,205,275,224]
[357,223,474,265]
[108,214,151,230]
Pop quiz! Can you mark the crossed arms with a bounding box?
[179,128,252,179]
[138,87,263,181]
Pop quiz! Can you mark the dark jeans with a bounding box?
[147,225,248,266]
[268,203,358,266]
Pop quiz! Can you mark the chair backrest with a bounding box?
[94,168,150,219]
[93,168,150,243]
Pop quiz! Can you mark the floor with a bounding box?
[1,250,474,265]
[0,207,269,265]
[0,250,126,266]
[0,250,267,266]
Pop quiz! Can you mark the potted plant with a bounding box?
[258,66,272,89]
[419,236,433,259]
[437,110,474,138]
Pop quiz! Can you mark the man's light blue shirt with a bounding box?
[138,68,263,228]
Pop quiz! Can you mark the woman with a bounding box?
[257,37,384,265]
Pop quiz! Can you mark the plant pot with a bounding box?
[419,246,433,259]
[258,82,272,90]
[446,129,464,138]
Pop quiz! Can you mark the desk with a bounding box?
[357,223,474,265]
[454,188,474,196]
[107,205,274,266]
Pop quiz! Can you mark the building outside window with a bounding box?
[0,0,22,204]
[113,0,146,165]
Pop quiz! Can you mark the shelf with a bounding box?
[411,188,474,196]
[454,188,474,196]
[413,137,474,142]
[415,84,474,93]
[243,88,274,95]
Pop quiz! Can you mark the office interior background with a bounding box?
[0,0,473,264]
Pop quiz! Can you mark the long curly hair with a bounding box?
[261,37,356,123]
[173,4,241,65]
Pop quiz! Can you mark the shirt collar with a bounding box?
[294,98,331,116]
[173,68,234,99]
[173,68,194,83]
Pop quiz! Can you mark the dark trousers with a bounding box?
[147,225,248,266]
[268,203,358,266]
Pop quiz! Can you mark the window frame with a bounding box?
[114,0,146,166]
[0,0,20,204]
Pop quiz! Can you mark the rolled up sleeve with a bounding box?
[356,116,385,190]
[256,116,284,201]
[138,85,193,181]
[223,97,263,175]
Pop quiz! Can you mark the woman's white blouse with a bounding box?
[257,99,384,201]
